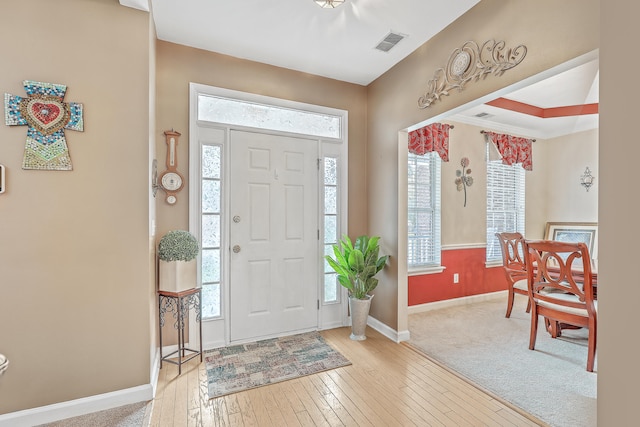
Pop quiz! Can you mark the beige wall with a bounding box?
[148,3,159,377]
[0,0,152,413]
[155,41,369,239]
[366,0,599,331]
[524,128,599,240]
[438,123,599,246]
[367,0,640,423]
[440,122,490,245]
[3,0,640,425]
[540,129,599,226]
[600,1,640,422]
[154,42,368,347]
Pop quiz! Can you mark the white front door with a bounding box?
[229,130,319,342]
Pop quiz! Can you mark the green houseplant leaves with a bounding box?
[158,230,199,262]
[325,235,389,300]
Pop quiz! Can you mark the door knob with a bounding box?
[233,245,241,253]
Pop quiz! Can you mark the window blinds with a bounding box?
[486,143,526,262]
[408,151,442,267]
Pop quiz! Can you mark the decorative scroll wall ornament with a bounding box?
[4,81,84,170]
[417,40,527,109]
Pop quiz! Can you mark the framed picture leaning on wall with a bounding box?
[544,222,598,261]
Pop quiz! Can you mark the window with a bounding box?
[407,151,441,268]
[486,143,526,262]
[323,156,340,303]
[198,95,341,139]
[200,144,222,318]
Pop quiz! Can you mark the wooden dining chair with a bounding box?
[495,232,530,318]
[524,239,597,372]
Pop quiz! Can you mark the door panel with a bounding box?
[229,130,318,342]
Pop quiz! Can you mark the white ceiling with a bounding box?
[148,0,480,86]
[123,0,599,140]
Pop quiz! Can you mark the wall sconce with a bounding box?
[0,353,8,376]
[580,166,595,192]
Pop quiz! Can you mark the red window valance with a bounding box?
[408,123,451,162]
[484,131,533,171]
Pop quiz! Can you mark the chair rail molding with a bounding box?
[418,39,527,109]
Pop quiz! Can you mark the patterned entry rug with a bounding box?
[205,331,351,398]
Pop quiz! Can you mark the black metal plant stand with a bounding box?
[158,288,203,375]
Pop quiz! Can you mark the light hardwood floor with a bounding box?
[148,327,543,426]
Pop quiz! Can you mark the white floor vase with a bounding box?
[349,295,373,341]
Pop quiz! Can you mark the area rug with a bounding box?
[408,296,596,427]
[205,331,351,398]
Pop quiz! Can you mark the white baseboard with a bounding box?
[397,329,411,342]
[407,290,506,315]
[320,320,346,331]
[0,384,153,427]
[203,339,226,351]
[150,348,161,397]
[367,316,410,343]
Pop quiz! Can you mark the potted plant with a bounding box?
[158,230,199,293]
[325,234,389,340]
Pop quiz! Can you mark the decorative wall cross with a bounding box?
[4,80,83,170]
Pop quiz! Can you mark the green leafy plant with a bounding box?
[325,235,389,300]
[158,230,199,262]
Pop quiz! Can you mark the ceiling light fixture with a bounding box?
[314,0,345,8]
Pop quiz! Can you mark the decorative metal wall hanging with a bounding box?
[580,166,595,192]
[455,157,473,207]
[4,80,84,170]
[418,40,527,109]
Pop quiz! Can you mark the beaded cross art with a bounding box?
[4,80,83,170]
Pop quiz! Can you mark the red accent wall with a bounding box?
[408,247,508,306]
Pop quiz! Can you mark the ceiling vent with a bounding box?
[375,32,405,52]
[474,112,494,118]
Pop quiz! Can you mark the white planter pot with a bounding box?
[349,294,373,341]
[159,259,197,292]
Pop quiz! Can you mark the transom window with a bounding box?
[198,95,341,139]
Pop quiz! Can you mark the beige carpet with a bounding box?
[36,401,151,427]
[408,295,596,427]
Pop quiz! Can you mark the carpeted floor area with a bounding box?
[36,401,151,427]
[408,295,596,427]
